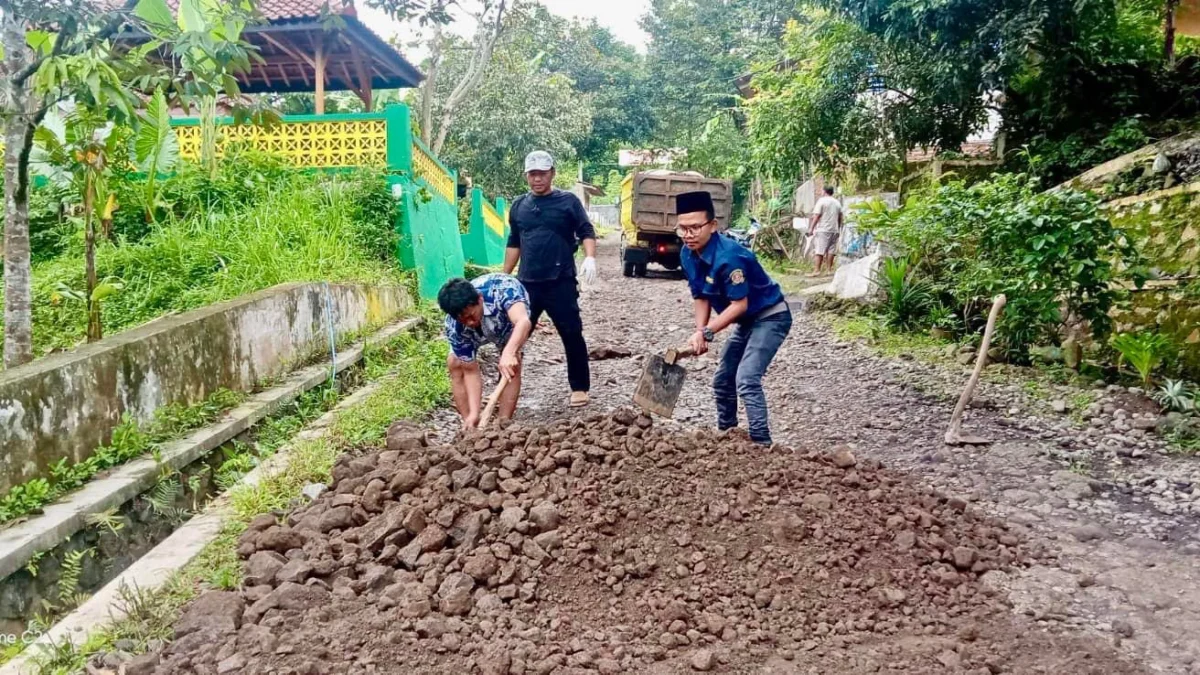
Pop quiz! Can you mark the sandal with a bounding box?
[569,391,589,407]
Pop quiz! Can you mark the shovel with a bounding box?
[477,376,510,429]
[633,345,699,418]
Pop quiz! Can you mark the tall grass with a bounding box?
[3,166,401,358]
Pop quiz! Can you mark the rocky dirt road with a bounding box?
[451,235,1200,673]
[132,236,1199,674]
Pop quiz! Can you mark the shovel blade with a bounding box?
[633,353,688,418]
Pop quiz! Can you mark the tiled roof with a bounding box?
[104,0,355,21]
[246,0,356,21]
[906,140,994,164]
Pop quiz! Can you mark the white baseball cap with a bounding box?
[524,150,555,173]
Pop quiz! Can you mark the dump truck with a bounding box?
[618,170,733,277]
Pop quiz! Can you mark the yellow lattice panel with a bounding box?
[483,201,506,237]
[411,141,456,203]
[175,119,387,168]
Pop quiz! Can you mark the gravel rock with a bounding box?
[174,591,243,638]
[690,649,716,671]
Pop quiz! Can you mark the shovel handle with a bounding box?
[478,376,510,429]
[665,345,700,364]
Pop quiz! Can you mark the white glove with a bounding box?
[580,256,598,285]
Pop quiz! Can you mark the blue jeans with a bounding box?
[713,310,793,444]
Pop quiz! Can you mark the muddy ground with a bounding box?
[116,236,1200,674]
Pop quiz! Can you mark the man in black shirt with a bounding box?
[504,151,598,407]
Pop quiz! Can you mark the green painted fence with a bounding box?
[462,188,509,267]
[170,104,466,300]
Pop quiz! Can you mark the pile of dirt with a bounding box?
[125,411,1144,675]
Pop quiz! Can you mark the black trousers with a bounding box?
[525,279,590,393]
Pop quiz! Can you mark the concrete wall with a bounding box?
[0,283,411,497]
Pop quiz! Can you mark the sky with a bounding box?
[358,0,652,61]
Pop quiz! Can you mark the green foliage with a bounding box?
[831,313,951,359]
[56,548,93,606]
[860,174,1140,360]
[1155,379,1197,413]
[927,303,963,333]
[131,88,180,223]
[738,0,1200,185]
[873,257,934,331]
[85,508,125,536]
[643,0,797,141]
[1003,1,1200,183]
[430,26,595,196]
[1015,118,1152,185]
[5,164,399,358]
[1111,332,1174,386]
[679,110,753,204]
[0,480,53,523]
[505,5,657,164]
[748,11,906,183]
[0,388,245,525]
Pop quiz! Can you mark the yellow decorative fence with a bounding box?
[410,139,456,203]
[482,199,505,237]
[175,117,387,168]
[162,105,466,301]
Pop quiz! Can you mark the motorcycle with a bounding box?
[726,217,761,249]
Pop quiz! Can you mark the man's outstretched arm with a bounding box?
[500,302,533,380]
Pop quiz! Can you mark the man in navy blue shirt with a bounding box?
[677,190,792,445]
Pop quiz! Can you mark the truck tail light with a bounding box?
[657,244,667,253]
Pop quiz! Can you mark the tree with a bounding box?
[642,0,799,143]
[415,0,509,154]
[1165,0,1181,65]
[747,12,952,183]
[506,5,656,163]
[1,0,254,368]
[34,108,125,341]
[433,36,593,195]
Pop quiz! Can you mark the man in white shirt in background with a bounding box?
[808,185,843,277]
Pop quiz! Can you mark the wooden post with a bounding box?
[351,44,374,111]
[315,39,326,115]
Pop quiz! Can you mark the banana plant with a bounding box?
[131,88,180,223]
[34,109,126,342]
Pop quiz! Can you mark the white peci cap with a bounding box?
[524,150,555,173]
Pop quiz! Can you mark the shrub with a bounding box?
[1111,332,1174,387]
[860,173,1142,361]
[1155,379,1196,413]
[873,256,934,331]
[3,165,402,358]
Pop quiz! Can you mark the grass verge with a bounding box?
[17,329,449,674]
[0,389,247,525]
[830,313,951,360]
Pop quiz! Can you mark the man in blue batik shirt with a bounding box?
[438,274,534,429]
[676,190,793,445]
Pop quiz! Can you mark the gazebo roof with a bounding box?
[116,0,422,103]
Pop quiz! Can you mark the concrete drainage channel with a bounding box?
[0,317,421,673]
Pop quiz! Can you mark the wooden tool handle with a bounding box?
[477,376,510,429]
[665,345,700,364]
[945,294,1006,444]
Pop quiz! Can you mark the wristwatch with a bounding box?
[702,327,715,343]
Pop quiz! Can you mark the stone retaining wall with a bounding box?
[0,283,411,497]
[1103,185,1200,378]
